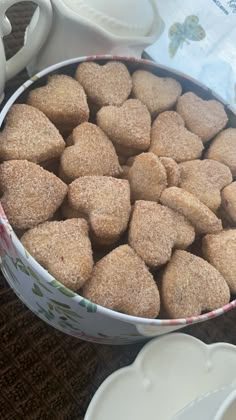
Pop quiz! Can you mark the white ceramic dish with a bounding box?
[173,385,236,420]
[0,55,236,344]
[215,389,236,420]
[85,333,236,420]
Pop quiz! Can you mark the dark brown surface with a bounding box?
[1,3,236,420]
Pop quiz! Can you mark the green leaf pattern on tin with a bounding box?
[7,254,78,300]
[36,303,54,321]
[169,15,206,57]
[1,257,20,285]
[49,278,77,297]
[13,258,29,276]
[32,283,43,297]
[36,301,82,331]
[1,233,98,334]
[79,298,97,313]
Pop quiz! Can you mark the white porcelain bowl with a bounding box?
[0,55,236,344]
[85,333,236,419]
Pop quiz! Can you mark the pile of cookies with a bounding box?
[0,60,236,319]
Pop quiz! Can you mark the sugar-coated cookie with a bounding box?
[177,92,228,143]
[162,250,230,318]
[83,244,160,318]
[60,122,121,181]
[160,187,222,234]
[150,111,204,162]
[97,99,151,153]
[68,176,131,245]
[0,160,67,229]
[21,218,93,290]
[132,70,182,116]
[27,74,89,135]
[202,229,236,293]
[0,104,65,163]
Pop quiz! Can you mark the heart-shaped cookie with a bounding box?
[221,182,236,224]
[60,122,121,181]
[176,92,228,143]
[162,250,230,318]
[0,160,67,229]
[179,159,232,212]
[166,208,195,249]
[150,111,204,162]
[128,152,167,202]
[160,187,222,234]
[206,128,236,176]
[21,218,93,290]
[27,75,89,135]
[129,201,176,267]
[0,104,65,164]
[97,99,151,152]
[68,176,131,245]
[159,157,180,187]
[83,244,160,318]
[202,229,236,293]
[75,61,132,107]
[132,70,182,116]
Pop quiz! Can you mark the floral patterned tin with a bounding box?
[0,55,236,344]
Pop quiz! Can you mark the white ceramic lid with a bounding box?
[63,0,155,37]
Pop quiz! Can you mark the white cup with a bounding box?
[25,0,164,76]
[0,0,52,103]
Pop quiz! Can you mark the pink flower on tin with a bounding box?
[0,224,17,258]
[0,204,7,220]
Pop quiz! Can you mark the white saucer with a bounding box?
[173,384,236,420]
[85,333,236,420]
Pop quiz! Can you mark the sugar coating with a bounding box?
[177,92,228,143]
[150,111,204,162]
[0,104,65,163]
[159,157,180,187]
[132,70,182,116]
[60,122,121,180]
[160,187,222,234]
[128,201,176,267]
[166,208,195,249]
[128,152,167,202]
[97,99,151,151]
[202,229,236,293]
[221,182,236,223]
[68,176,131,244]
[206,128,236,176]
[21,219,93,290]
[83,244,160,318]
[75,61,132,107]
[0,160,67,230]
[27,74,89,135]
[179,159,232,212]
[162,250,230,318]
